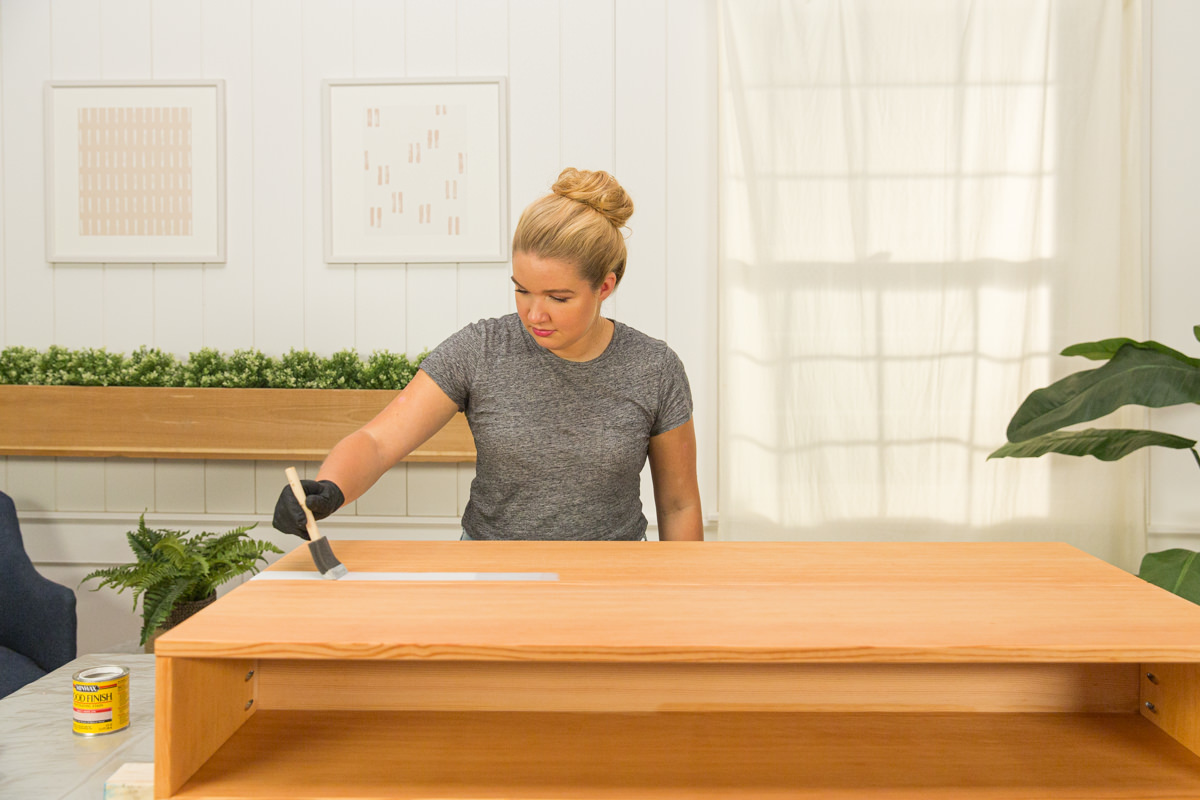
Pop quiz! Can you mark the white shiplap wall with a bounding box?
[1147,0,1200,552]
[0,0,719,653]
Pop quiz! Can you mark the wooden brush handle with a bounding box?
[285,466,324,541]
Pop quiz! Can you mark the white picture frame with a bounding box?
[323,77,508,263]
[44,80,226,263]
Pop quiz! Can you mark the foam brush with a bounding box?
[285,466,348,580]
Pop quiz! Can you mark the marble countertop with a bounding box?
[0,653,156,800]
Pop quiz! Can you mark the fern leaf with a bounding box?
[86,517,279,644]
[154,535,210,577]
[127,516,163,561]
[79,565,135,591]
[140,579,192,645]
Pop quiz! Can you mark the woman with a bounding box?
[273,168,702,541]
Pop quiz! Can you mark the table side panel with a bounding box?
[1142,663,1200,757]
[154,657,258,799]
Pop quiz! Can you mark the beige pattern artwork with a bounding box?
[362,104,466,236]
[78,107,193,237]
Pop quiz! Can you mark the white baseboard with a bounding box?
[20,511,464,564]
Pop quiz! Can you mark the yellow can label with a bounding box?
[72,666,130,736]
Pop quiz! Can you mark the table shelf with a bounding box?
[173,710,1200,799]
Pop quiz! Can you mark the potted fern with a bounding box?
[80,515,283,651]
[989,323,1200,602]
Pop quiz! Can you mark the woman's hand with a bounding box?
[272,479,344,539]
[648,419,703,541]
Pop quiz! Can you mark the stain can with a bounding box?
[72,665,130,736]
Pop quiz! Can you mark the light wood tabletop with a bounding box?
[156,541,1200,663]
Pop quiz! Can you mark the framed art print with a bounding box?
[323,78,508,263]
[44,80,226,263]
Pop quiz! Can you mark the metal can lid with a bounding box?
[73,665,130,682]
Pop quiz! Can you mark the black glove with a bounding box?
[272,479,345,539]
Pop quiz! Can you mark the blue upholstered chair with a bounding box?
[0,490,77,699]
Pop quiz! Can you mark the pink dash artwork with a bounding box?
[362,104,466,237]
[77,107,193,237]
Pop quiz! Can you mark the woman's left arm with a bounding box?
[647,419,704,541]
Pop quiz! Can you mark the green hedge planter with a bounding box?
[0,346,476,462]
[0,345,425,390]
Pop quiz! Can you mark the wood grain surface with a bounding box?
[0,385,474,461]
[155,542,1200,663]
[265,540,1140,583]
[254,660,1138,713]
[154,657,257,797]
[1142,663,1200,756]
[170,710,1200,799]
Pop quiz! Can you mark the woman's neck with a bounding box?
[553,316,614,362]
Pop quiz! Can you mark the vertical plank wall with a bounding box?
[0,0,719,652]
[1147,0,1200,548]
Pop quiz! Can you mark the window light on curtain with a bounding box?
[718,0,1145,568]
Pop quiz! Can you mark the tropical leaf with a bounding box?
[988,428,1198,463]
[1006,344,1200,442]
[1139,549,1200,606]
[1195,325,1199,343]
[1061,338,1200,367]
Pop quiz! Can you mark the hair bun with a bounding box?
[552,168,634,228]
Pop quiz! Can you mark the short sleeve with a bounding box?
[651,348,693,436]
[418,322,484,411]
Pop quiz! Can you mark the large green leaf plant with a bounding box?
[81,516,283,645]
[989,324,1200,604]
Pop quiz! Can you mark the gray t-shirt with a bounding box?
[419,313,693,540]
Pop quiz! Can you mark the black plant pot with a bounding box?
[144,592,217,653]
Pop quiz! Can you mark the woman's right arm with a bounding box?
[315,369,460,504]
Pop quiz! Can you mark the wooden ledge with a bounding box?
[0,385,475,462]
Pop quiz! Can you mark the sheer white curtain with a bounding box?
[718,0,1145,568]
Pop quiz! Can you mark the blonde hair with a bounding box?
[512,168,634,290]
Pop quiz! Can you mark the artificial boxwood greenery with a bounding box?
[0,345,427,390]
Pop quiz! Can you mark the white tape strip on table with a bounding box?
[253,571,559,582]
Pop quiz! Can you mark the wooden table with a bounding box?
[153,541,1200,798]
